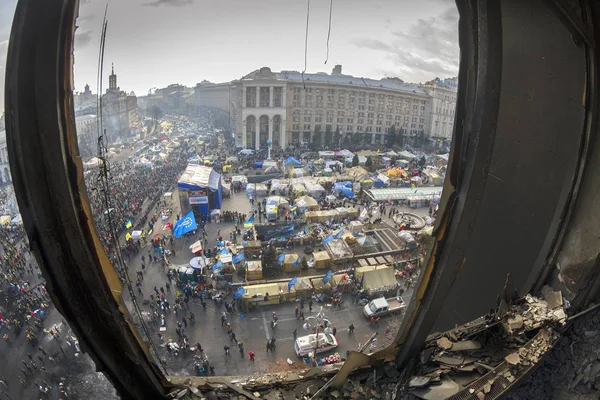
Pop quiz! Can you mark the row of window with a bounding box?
[291,122,424,132]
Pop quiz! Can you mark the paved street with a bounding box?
[119,188,420,376]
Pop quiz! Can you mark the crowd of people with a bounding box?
[85,143,191,256]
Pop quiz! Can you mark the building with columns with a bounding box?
[420,77,459,144]
[196,66,456,149]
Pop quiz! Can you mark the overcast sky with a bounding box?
[0,0,458,112]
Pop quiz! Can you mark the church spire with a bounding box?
[109,63,118,91]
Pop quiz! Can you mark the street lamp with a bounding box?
[266,139,273,160]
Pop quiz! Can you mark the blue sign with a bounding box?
[277,253,285,265]
[233,287,246,300]
[288,276,297,292]
[323,270,333,284]
[322,233,334,246]
[173,211,198,238]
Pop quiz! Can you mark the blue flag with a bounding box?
[233,287,246,300]
[212,260,223,270]
[334,229,344,239]
[323,270,333,284]
[322,233,334,246]
[277,253,285,265]
[219,248,230,256]
[173,211,198,238]
[293,256,301,267]
[288,276,297,292]
[233,252,245,264]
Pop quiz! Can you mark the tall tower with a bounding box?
[109,63,118,91]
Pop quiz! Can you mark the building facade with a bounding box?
[101,65,139,142]
[196,65,450,150]
[419,77,458,143]
[0,130,12,185]
[75,114,98,158]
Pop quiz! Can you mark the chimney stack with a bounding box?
[332,65,342,75]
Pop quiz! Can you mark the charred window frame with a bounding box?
[4,0,600,398]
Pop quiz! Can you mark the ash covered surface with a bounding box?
[506,306,600,400]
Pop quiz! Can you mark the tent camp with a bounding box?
[295,195,320,212]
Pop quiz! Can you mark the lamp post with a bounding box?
[267,139,272,160]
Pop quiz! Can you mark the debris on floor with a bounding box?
[398,290,567,400]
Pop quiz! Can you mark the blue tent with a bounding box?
[285,157,302,165]
[252,161,263,168]
[340,187,356,199]
[177,165,223,210]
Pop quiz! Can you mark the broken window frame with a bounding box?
[4,0,600,398]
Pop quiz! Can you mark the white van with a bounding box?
[294,333,338,357]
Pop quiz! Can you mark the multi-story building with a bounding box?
[75,114,98,158]
[420,77,458,144]
[74,84,95,107]
[101,65,140,142]
[196,65,437,149]
[0,130,12,185]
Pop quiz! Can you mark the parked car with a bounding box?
[294,333,338,357]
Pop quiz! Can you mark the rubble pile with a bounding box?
[399,291,567,400]
[506,304,600,400]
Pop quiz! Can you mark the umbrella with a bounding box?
[189,240,203,254]
[190,256,208,270]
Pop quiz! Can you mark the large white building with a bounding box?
[0,130,12,185]
[196,65,457,149]
[420,77,459,143]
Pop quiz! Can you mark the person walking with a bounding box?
[223,345,230,355]
[293,329,298,340]
[248,351,255,362]
[348,324,355,334]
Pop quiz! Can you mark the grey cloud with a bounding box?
[75,30,93,48]
[351,6,459,82]
[143,0,193,7]
[350,38,393,52]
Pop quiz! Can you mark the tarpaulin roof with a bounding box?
[362,267,397,290]
[177,165,221,191]
[285,157,302,165]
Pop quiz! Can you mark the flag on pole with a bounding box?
[334,229,344,239]
[288,276,297,292]
[293,256,301,267]
[233,252,245,264]
[244,214,254,228]
[233,287,246,300]
[322,233,334,246]
[323,270,333,283]
[125,233,132,241]
[212,260,223,270]
[125,220,132,229]
[277,253,285,265]
[173,211,198,238]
